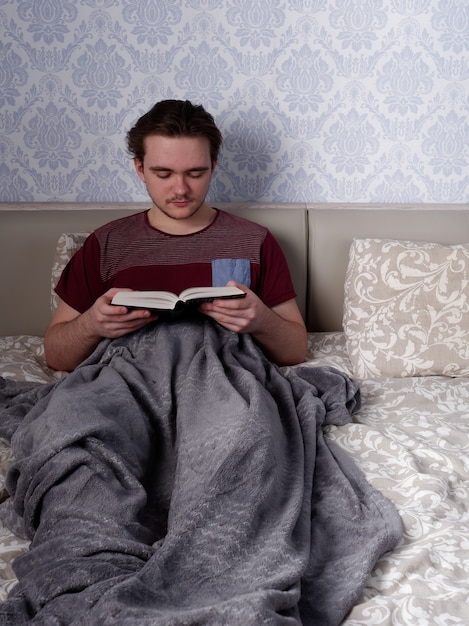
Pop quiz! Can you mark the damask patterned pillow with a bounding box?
[50,232,89,313]
[343,238,469,378]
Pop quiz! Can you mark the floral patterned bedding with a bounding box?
[0,331,468,624]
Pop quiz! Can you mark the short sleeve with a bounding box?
[258,231,297,308]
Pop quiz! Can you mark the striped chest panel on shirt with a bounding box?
[95,210,267,284]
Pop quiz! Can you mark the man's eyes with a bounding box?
[155,171,205,179]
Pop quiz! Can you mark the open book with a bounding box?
[111,285,246,312]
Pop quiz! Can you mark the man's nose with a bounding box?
[173,175,189,195]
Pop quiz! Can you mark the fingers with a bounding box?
[91,293,158,338]
[201,295,258,333]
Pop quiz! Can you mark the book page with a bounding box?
[180,286,245,302]
[111,291,178,308]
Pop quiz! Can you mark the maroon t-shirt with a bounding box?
[55,209,296,313]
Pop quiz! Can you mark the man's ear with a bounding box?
[211,160,217,173]
[134,158,145,181]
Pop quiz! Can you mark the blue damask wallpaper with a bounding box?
[1,0,468,203]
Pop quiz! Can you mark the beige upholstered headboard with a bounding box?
[1,202,468,336]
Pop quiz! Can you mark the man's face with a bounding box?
[134,134,215,223]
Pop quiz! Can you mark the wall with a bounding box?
[1,0,468,204]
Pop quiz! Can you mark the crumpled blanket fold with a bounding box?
[0,318,402,625]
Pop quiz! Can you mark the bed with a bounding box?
[0,202,468,624]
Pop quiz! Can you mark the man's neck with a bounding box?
[147,204,216,235]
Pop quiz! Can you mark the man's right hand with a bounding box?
[44,288,158,371]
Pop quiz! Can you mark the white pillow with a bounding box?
[343,238,469,378]
[50,232,89,313]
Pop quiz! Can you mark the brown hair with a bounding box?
[127,99,223,164]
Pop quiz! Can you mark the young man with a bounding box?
[44,100,307,371]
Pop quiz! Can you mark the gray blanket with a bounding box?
[0,318,402,625]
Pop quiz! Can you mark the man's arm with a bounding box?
[250,299,307,365]
[44,289,157,371]
[199,282,307,366]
